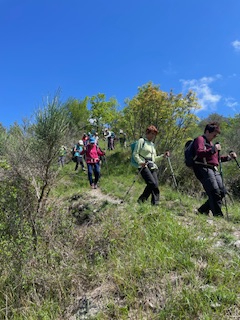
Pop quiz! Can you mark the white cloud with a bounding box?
[180,76,222,111]
[231,40,240,51]
[163,61,177,76]
[225,97,238,111]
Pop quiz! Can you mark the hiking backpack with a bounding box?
[130,138,145,168]
[184,139,196,167]
[184,136,207,168]
[71,146,75,157]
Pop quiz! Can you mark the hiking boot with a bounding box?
[213,212,224,218]
[195,208,209,216]
[82,167,86,171]
[91,184,95,189]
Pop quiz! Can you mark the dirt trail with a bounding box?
[90,187,123,205]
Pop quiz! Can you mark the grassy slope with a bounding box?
[9,146,240,319]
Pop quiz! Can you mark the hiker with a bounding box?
[58,145,67,167]
[80,137,105,189]
[82,133,89,147]
[94,132,99,145]
[119,131,127,148]
[133,125,169,206]
[104,128,115,150]
[73,140,86,172]
[192,122,237,217]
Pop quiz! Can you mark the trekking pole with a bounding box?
[218,147,229,220]
[233,158,240,169]
[101,149,109,176]
[121,165,145,203]
[166,155,178,189]
[229,151,240,169]
[104,155,109,175]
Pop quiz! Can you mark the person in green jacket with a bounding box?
[133,125,169,206]
[58,145,67,167]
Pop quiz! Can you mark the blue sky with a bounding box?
[1,0,240,128]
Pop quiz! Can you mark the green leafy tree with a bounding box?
[0,123,6,156]
[89,93,119,132]
[122,82,200,150]
[65,97,90,134]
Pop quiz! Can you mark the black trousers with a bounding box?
[138,167,159,205]
[75,156,84,170]
[193,166,225,216]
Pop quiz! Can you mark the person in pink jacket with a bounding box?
[81,137,105,189]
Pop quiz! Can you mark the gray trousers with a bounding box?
[193,166,225,216]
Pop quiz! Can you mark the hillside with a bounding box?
[1,148,240,320]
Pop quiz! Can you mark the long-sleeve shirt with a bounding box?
[133,137,163,169]
[194,135,229,166]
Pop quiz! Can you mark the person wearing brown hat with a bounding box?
[133,125,169,206]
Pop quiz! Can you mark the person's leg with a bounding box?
[93,162,100,188]
[75,156,80,171]
[87,163,94,187]
[194,167,224,216]
[209,171,225,216]
[108,137,111,150]
[198,200,210,215]
[150,170,160,205]
[80,157,85,170]
[138,167,157,203]
[194,167,211,215]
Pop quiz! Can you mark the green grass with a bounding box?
[1,146,240,319]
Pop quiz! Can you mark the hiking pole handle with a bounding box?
[229,150,240,168]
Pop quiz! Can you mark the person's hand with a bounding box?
[164,150,170,158]
[141,162,147,167]
[229,151,237,159]
[214,143,221,152]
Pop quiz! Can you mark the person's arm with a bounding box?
[221,151,237,162]
[97,147,105,156]
[195,136,214,159]
[155,150,170,161]
[80,146,86,155]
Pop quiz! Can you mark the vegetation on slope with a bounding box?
[1,146,240,320]
[1,87,240,319]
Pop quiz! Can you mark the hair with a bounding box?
[146,125,158,135]
[204,122,221,134]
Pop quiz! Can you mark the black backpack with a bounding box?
[184,136,207,168]
[71,146,76,162]
[184,139,196,167]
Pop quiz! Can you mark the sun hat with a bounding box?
[89,137,95,144]
[78,140,83,145]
